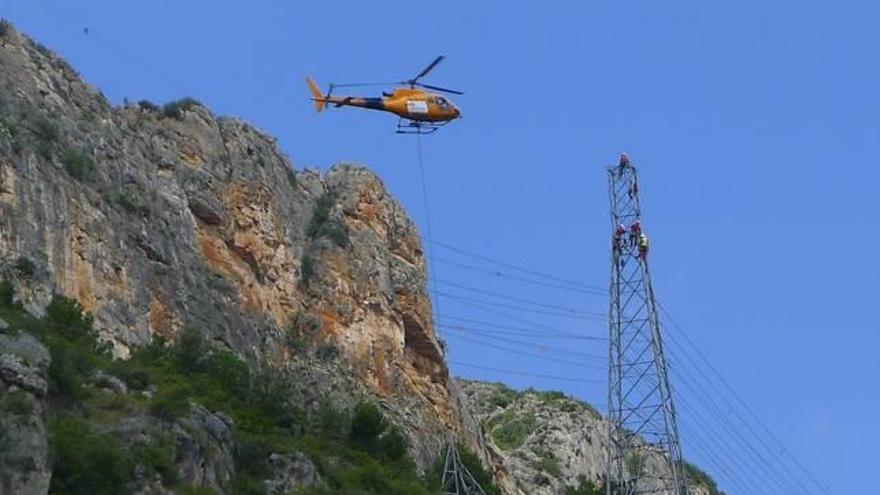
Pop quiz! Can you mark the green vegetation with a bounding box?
[0,19,10,38]
[284,166,297,189]
[625,451,644,477]
[162,97,202,120]
[565,476,603,495]
[287,312,321,351]
[32,116,58,160]
[425,444,501,495]
[0,390,33,415]
[533,448,562,477]
[0,282,484,494]
[137,100,160,112]
[315,342,340,361]
[50,416,132,495]
[488,383,518,408]
[489,410,537,450]
[300,253,317,284]
[108,190,150,217]
[307,193,349,248]
[13,256,35,278]
[685,461,725,495]
[528,388,601,417]
[0,114,20,151]
[61,147,95,181]
[133,433,180,486]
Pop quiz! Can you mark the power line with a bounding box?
[434,256,605,296]
[672,361,798,495]
[430,239,605,292]
[440,324,605,360]
[660,304,827,495]
[665,330,816,495]
[445,332,604,370]
[440,291,605,340]
[435,290,605,321]
[435,278,605,316]
[439,315,606,341]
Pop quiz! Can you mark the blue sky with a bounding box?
[4,1,877,493]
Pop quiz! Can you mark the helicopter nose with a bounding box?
[454,108,462,118]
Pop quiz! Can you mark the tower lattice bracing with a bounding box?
[441,440,488,495]
[606,158,688,495]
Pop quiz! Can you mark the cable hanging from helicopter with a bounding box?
[305,55,463,134]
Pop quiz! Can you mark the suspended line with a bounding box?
[441,294,604,340]
[445,333,604,369]
[430,239,605,292]
[434,256,606,296]
[674,370,793,495]
[439,315,606,341]
[667,338,814,495]
[440,324,605,360]
[660,303,827,495]
[435,278,605,316]
[415,132,445,340]
[435,290,606,321]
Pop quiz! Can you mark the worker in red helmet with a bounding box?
[629,220,641,247]
[613,224,626,253]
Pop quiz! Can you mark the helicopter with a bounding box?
[306,56,462,134]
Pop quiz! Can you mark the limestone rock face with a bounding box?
[0,332,52,495]
[460,380,608,495]
[460,381,716,495]
[0,20,481,474]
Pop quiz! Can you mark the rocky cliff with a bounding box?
[460,381,720,495]
[0,19,494,493]
[0,20,719,495]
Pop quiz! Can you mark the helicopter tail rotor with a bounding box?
[305,77,326,112]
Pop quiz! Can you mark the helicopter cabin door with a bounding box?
[406,99,429,117]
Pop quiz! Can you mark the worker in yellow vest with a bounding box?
[638,233,649,260]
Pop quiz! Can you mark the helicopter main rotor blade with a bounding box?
[330,82,398,88]
[417,83,464,95]
[412,55,445,82]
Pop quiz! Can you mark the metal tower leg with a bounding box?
[605,159,688,495]
[442,439,489,495]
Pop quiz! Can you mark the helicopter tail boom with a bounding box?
[305,77,326,112]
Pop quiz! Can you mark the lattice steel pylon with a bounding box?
[441,439,488,495]
[606,156,688,495]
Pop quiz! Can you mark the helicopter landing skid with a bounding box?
[395,119,450,135]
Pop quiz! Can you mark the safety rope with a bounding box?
[415,133,444,342]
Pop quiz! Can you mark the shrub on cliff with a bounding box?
[162,97,201,120]
[0,281,492,494]
[62,147,95,181]
[50,416,132,495]
[307,193,349,248]
[489,410,537,450]
[13,256,35,277]
[32,116,58,159]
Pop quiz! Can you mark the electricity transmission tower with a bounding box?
[441,439,488,495]
[606,157,688,495]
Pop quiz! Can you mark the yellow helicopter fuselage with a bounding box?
[307,79,460,123]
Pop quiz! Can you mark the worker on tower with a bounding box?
[629,220,641,247]
[617,152,631,177]
[628,177,639,200]
[638,233,649,260]
[613,224,626,253]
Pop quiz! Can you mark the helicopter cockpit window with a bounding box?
[435,97,450,109]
